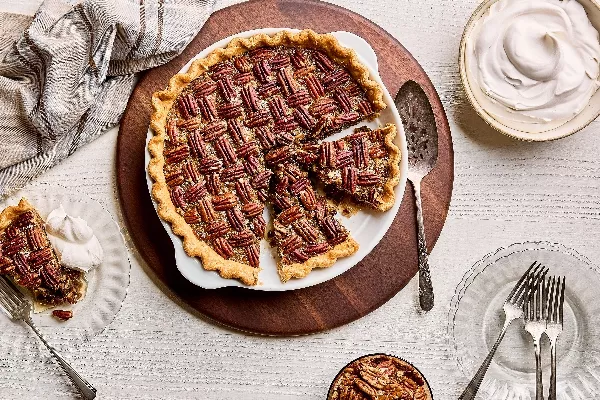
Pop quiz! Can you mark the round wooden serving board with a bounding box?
[117,0,454,335]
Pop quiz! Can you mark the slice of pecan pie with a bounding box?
[313,124,401,212]
[149,29,391,285]
[269,164,358,282]
[0,199,86,310]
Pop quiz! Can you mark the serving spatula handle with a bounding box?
[412,179,434,311]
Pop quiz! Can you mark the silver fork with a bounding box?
[545,276,565,400]
[0,276,96,399]
[524,273,548,400]
[459,261,549,400]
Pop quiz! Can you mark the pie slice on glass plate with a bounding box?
[148,29,401,285]
[0,199,86,311]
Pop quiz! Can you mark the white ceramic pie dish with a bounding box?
[146,28,408,291]
[460,0,600,141]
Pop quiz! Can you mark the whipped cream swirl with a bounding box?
[467,0,600,124]
[46,205,104,273]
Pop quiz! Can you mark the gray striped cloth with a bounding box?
[0,0,215,197]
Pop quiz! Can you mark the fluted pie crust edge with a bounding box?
[148,29,387,286]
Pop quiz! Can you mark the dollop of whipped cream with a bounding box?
[467,0,600,124]
[46,205,103,273]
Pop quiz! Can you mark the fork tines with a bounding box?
[510,261,549,308]
[547,276,566,326]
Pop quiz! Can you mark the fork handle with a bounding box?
[459,320,511,400]
[26,319,97,399]
[550,341,557,400]
[535,342,544,400]
[412,179,434,311]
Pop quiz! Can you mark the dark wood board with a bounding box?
[116,0,454,335]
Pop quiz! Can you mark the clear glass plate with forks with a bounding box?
[448,242,600,400]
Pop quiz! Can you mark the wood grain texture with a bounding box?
[116,0,454,335]
[1,0,599,399]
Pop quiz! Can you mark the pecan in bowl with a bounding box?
[328,354,433,400]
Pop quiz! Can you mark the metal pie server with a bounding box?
[395,80,438,311]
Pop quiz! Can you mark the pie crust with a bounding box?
[148,29,390,286]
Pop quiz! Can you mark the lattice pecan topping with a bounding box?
[152,30,396,284]
[0,200,86,308]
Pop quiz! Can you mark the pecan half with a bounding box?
[205,173,222,196]
[277,68,298,96]
[270,55,290,70]
[243,156,261,176]
[213,237,234,259]
[289,249,309,263]
[234,72,254,85]
[265,146,293,165]
[226,208,246,232]
[192,79,218,97]
[293,220,319,243]
[229,230,255,248]
[252,215,266,238]
[313,51,336,72]
[256,82,280,98]
[251,170,273,189]
[334,112,361,127]
[269,96,288,120]
[304,242,330,257]
[218,76,236,102]
[369,144,387,159]
[27,227,47,250]
[235,179,255,204]
[198,157,222,174]
[184,207,201,224]
[221,164,245,182]
[166,120,179,143]
[182,162,201,182]
[234,56,253,73]
[198,198,216,222]
[299,188,317,210]
[177,93,199,120]
[289,177,310,195]
[310,97,338,117]
[278,205,303,225]
[170,186,186,208]
[336,150,354,168]
[215,137,237,166]
[287,90,311,108]
[358,171,380,186]
[241,85,259,111]
[305,74,325,98]
[358,100,374,116]
[219,102,243,120]
[52,310,73,321]
[257,189,268,202]
[227,119,248,146]
[248,48,274,60]
[272,193,293,211]
[322,70,350,90]
[274,129,295,146]
[280,234,303,254]
[333,88,352,113]
[206,220,230,239]
[178,118,201,131]
[353,138,370,168]
[184,182,208,203]
[165,171,184,187]
[210,63,236,79]
[242,202,263,218]
[245,244,260,268]
[203,120,228,142]
[293,107,315,130]
[255,126,276,150]
[188,131,208,158]
[164,145,190,164]
[342,167,358,194]
[253,60,272,83]
[345,82,362,97]
[28,248,53,269]
[245,110,272,127]
[291,50,307,68]
[40,263,60,289]
[293,66,316,79]
[14,211,35,228]
[212,193,237,211]
[198,97,218,121]
[320,141,337,168]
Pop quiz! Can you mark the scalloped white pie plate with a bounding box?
[146,28,408,291]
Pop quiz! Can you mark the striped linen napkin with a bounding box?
[0,0,215,197]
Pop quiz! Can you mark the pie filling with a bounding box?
[0,199,86,309]
[151,30,401,284]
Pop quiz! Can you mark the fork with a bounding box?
[523,272,548,400]
[459,261,548,400]
[545,276,565,400]
[0,276,96,399]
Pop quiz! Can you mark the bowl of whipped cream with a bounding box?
[460,0,600,141]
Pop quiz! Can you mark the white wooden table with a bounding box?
[1,0,599,399]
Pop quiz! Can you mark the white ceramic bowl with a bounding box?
[459,0,600,141]
[146,28,409,291]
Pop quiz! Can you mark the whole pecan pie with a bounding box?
[149,30,401,285]
[0,199,86,310]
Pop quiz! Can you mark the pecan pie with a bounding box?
[0,199,86,310]
[313,124,400,212]
[328,354,432,400]
[149,29,400,285]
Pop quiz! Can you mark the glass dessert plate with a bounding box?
[0,185,131,355]
[448,242,600,399]
[145,28,408,290]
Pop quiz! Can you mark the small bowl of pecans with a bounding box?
[328,353,433,400]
